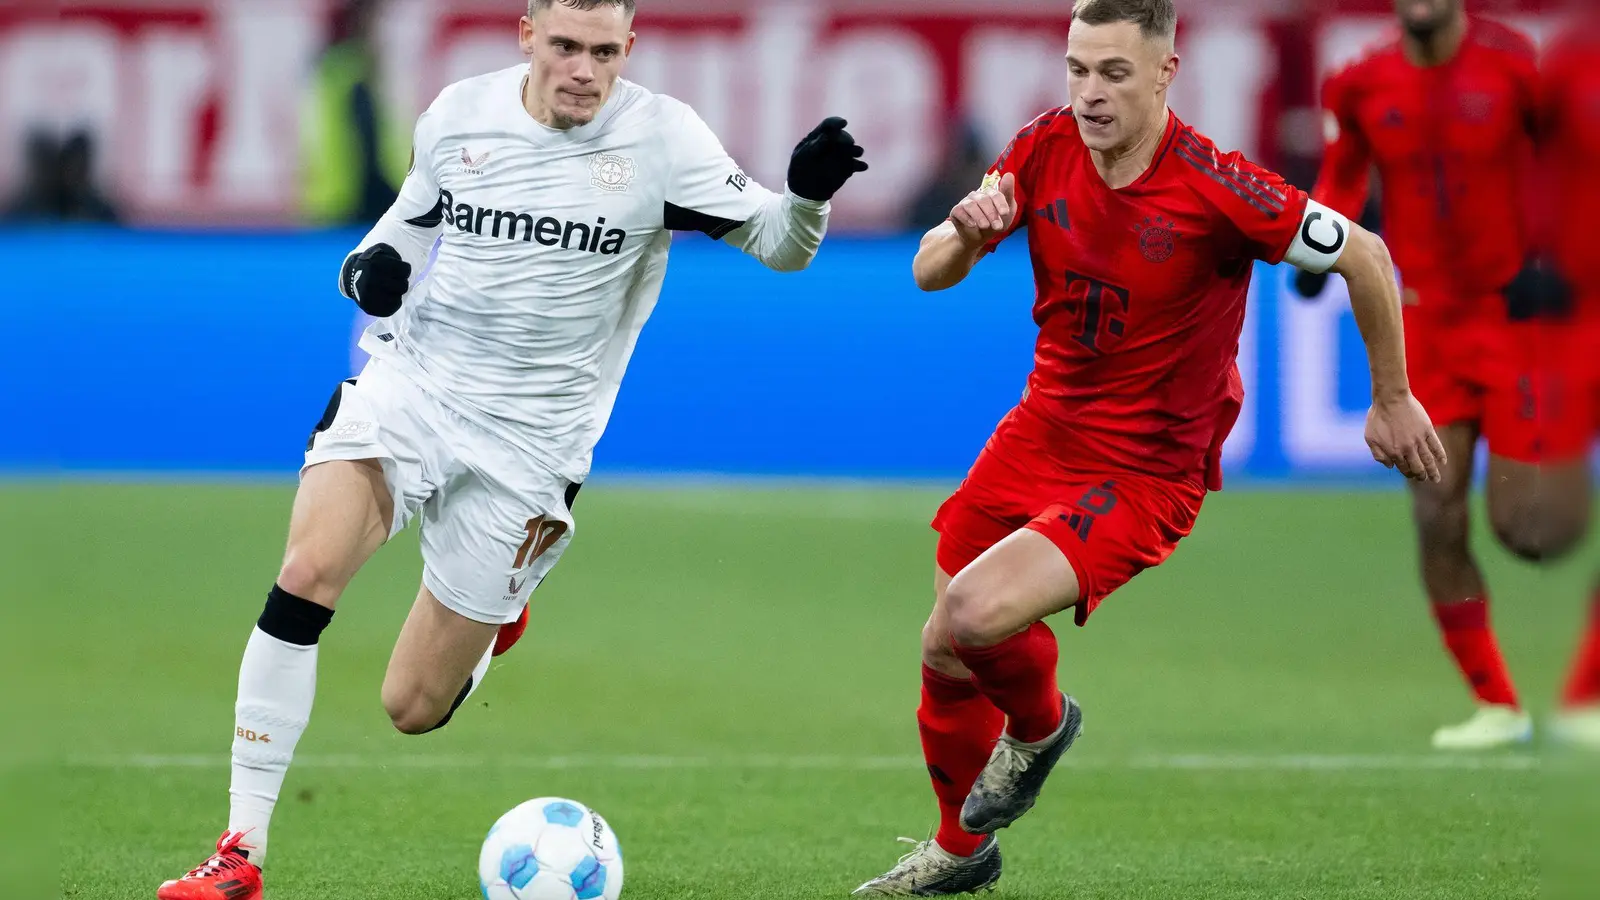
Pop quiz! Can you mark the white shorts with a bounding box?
[302,356,578,625]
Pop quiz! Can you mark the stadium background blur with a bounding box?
[4,1,1596,899]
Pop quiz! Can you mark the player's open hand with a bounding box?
[950,172,1018,248]
[1365,391,1447,483]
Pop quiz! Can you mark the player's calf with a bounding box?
[381,586,500,734]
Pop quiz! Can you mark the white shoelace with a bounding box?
[986,740,1032,783]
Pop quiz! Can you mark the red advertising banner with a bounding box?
[0,0,1557,228]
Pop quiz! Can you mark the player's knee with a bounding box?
[1412,491,1471,551]
[1491,506,1581,563]
[382,681,452,736]
[944,578,1006,649]
[275,548,346,608]
[920,619,963,673]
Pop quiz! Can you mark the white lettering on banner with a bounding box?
[442,34,522,93]
[139,30,212,203]
[1180,23,1271,158]
[751,6,815,197]
[0,8,1555,226]
[961,27,1071,158]
[1,23,120,181]
[212,2,322,208]
[822,28,940,228]
[1281,274,1371,466]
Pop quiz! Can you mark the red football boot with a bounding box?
[157,831,262,900]
[494,604,529,657]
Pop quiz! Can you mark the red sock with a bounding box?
[952,621,1063,744]
[1561,594,1600,708]
[918,666,1003,857]
[1431,598,1519,708]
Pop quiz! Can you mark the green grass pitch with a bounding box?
[6,481,1595,899]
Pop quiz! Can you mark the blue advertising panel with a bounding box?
[2,228,1394,482]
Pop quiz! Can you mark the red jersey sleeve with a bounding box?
[975,107,1069,254]
[1174,129,1310,264]
[1310,66,1374,221]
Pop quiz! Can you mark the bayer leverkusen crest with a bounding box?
[590,153,637,193]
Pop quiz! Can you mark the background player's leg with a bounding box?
[381,584,500,734]
[1485,455,1592,563]
[918,567,1004,857]
[1409,424,1525,748]
[229,459,393,867]
[1556,580,1600,748]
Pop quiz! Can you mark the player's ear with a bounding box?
[624,32,635,57]
[1157,52,1180,91]
[519,16,537,55]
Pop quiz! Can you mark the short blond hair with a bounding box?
[1072,0,1177,44]
[529,0,636,17]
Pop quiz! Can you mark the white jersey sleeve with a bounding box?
[663,104,829,272]
[338,107,447,297]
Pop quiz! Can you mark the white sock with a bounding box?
[228,627,317,867]
[464,644,493,703]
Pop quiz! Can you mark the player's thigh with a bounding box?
[419,450,578,629]
[382,582,500,732]
[943,528,1080,649]
[282,366,437,606]
[279,460,393,606]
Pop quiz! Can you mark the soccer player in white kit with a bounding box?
[157,2,868,897]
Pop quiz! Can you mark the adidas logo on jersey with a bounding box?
[437,188,628,254]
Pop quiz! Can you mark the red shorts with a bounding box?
[1403,299,1595,463]
[932,420,1207,627]
[1542,302,1600,459]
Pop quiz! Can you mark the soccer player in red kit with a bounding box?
[1543,9,1600,749]
[1300,0,1591,750]
[851,1,1444,894]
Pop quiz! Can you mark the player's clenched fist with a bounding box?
[341,243,411,318]
[1365,392,1448,483]
[788,117,869,202]
[950,172,1018,247]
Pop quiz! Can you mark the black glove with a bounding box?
[787,117,869,202]
[1293,268,1330,300]
[1503,256,1572,321]
[341,243,411,317]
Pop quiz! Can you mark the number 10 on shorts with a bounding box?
[514,516,568,569]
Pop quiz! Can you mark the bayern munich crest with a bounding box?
[590,153,637,193]
[1137,216,1180,263]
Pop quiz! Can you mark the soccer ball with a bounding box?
[478,797,624,900]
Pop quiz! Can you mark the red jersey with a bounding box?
[1543,22,1600,296]
[1313,17,1538,306]
[981,108,1312,491]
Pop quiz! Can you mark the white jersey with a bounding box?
[343,65,829,482]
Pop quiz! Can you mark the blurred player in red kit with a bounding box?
[1542,7,1600,749]
[1300,0,1593,750]
[852,0,1444,894]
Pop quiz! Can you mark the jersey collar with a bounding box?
[513,65,629,146]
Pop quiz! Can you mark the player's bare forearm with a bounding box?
[1333,225,1409,400]
[913,222,987,292]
